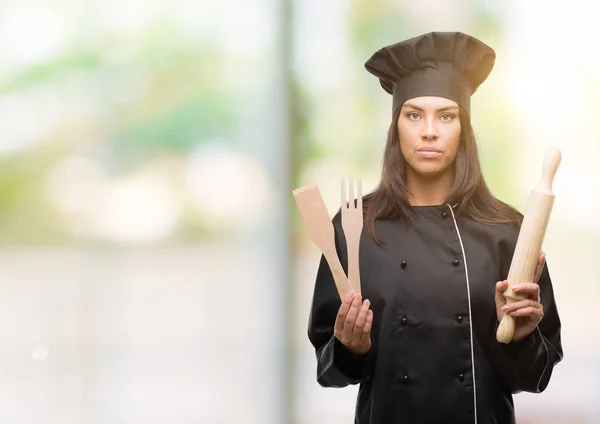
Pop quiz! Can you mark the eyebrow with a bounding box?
[403,103,459,112]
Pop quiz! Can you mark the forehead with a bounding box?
[402,96,459,109]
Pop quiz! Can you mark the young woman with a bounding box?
[307,32,563,424]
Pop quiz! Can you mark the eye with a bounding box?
[440,113,455,122]
[406,112,420,121]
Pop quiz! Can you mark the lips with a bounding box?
[416,148,442,158]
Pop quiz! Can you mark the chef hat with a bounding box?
[364,31,496,116]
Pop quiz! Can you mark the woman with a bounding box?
[307,32,563,424]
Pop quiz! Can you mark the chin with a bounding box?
[412,163,446,176]
[405,156,453,177]
[419,169,446,178]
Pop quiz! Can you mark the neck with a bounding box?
[405,167,454,206]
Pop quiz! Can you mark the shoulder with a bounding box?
[332,208,342,230]
[331,209,346,247]
[458,214,520,247]
[455,216,522,276]
[458,195,523,243]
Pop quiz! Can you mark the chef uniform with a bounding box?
[307,32,563,424]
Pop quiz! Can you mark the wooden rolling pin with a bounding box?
[496,148,562,344]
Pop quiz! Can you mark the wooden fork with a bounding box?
[341,177,363,295]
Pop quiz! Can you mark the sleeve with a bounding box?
[306,213,374,388]
[489,258,564,394]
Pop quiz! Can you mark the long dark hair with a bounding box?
[364,106,523,245]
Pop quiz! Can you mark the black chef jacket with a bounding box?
[307,203,563,424]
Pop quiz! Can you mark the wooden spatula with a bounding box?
[293,185,352,299]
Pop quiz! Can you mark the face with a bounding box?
[397,96,461,178]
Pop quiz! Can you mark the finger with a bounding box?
[534,252,546,283]
[509,305,544,319]
[334,292,355,335]
[502,298,542,313]
[352,299,370,338]
[512,282,541,300]
[495,280,509,304]
[363,310,373,333]
[495,280,509,294]
[361,310,373,341]
[342,294,362,340]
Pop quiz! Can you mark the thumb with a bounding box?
[495,280,508,305]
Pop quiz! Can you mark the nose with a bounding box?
[420,117,439,141]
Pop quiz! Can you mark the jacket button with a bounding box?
[458,373,465,382]
[401,260,407,269]
[452,259,459,267]
[456,315,463,323]
[442,211,448,219]
[400,315,408,325]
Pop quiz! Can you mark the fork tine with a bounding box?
[341,178,347,210]
[357,177,362,211]
[349,177,355,209]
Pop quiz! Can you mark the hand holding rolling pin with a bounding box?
[494,252,546,341]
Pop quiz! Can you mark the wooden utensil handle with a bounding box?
[347,242,361,295]
[324,252,352,298]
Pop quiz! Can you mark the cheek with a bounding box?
[399,139,409,157]
[397,123,417,154]
[446,126,461,156]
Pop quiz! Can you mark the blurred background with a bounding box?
[0,0,598,423]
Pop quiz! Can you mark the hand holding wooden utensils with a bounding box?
[293,177,364,299]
